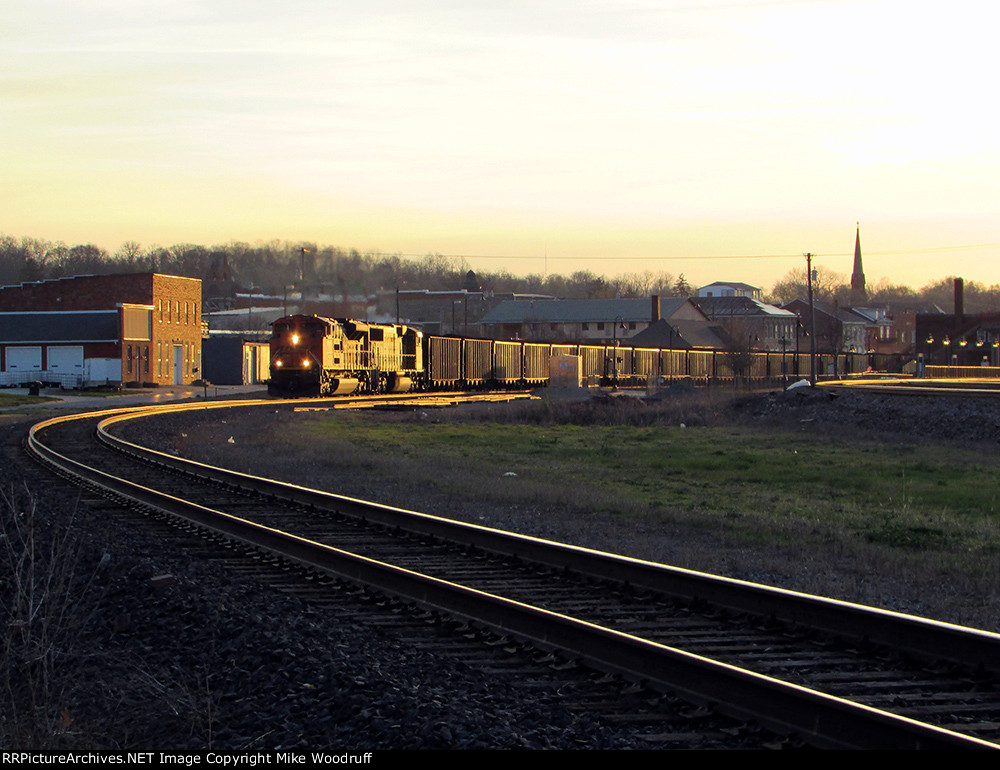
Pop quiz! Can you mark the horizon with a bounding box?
[5,1,999,291]
[6,228,995,299]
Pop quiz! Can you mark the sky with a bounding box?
[4,0,1000,291]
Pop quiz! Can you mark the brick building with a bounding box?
[0,273,202,386]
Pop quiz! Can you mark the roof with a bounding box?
[628,318,728,350]
[693,296,795,318]
[698,281,760,293]
[0,311,119,343]
[480,297,688,325]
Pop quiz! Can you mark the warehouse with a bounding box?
[0,272,202,387]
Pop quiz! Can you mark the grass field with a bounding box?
[291,400,1000,582]
[147,391,1000,628]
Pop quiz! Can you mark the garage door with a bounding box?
[47,345,84,374]
[5,346,42,373]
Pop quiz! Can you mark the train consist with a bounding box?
[266,313,881,397]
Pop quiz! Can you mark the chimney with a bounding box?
[651,295,661,323]
[954,278,964,324]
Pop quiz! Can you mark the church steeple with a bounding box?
[851,222,867,306]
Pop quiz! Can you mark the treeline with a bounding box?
[765,266,1000,314]
[3,233,999,312]
[0,234,691,300]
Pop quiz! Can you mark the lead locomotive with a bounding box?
[268,314,423,397]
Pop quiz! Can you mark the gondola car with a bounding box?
[268,314,423,397]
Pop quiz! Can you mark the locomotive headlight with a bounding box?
[302,358,310,368]
[291,333,300,345]
[274,360,283,367]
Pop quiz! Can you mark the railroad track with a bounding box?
[26,400,1000,750]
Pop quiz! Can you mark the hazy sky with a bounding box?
[4,0,999,290]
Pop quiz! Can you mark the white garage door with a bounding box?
[5,346,42,372]
[47,345,84,374]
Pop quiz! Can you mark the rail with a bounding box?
[27,403,1000,749]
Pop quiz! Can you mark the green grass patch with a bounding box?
[0,393,61,407]
[295,412,1000,556]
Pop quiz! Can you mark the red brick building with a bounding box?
[0,273,202,386]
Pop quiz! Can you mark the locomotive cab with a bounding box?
[268,315,353,397]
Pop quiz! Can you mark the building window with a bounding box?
[158,300,163,323]
[582,323,589,331]
[126,345,133,375]
[143,346,150,374]
[597,322,605,331]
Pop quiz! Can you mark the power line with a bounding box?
[395,241,1000,263]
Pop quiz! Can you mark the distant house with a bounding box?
[373,289,551,336]
[628,318,729,351]
[697,282,762,301]
[783,299,896,355]
[917,278,1000,366]
[478,296,722,346]
[691,296,797,352]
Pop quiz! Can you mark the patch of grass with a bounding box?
[0,393,61,407]
[294,406,1000,558]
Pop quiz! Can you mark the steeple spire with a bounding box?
[851,222,867,306]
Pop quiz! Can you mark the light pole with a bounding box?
[806,252,817,385]
[779,335,789,386]
[611,316,627,389]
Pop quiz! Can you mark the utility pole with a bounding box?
[806,252,817,385]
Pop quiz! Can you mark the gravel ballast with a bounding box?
[4,385,999,750]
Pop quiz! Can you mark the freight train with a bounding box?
[266,313,880,397]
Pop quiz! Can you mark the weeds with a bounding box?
[0,483,107,748]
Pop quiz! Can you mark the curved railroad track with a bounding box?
[26,399,1000,750]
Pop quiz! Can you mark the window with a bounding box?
[126,345,133,374]
[582,323,589,331]
[597,322,605,331]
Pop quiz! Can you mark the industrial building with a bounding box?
[0,272,202,387]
